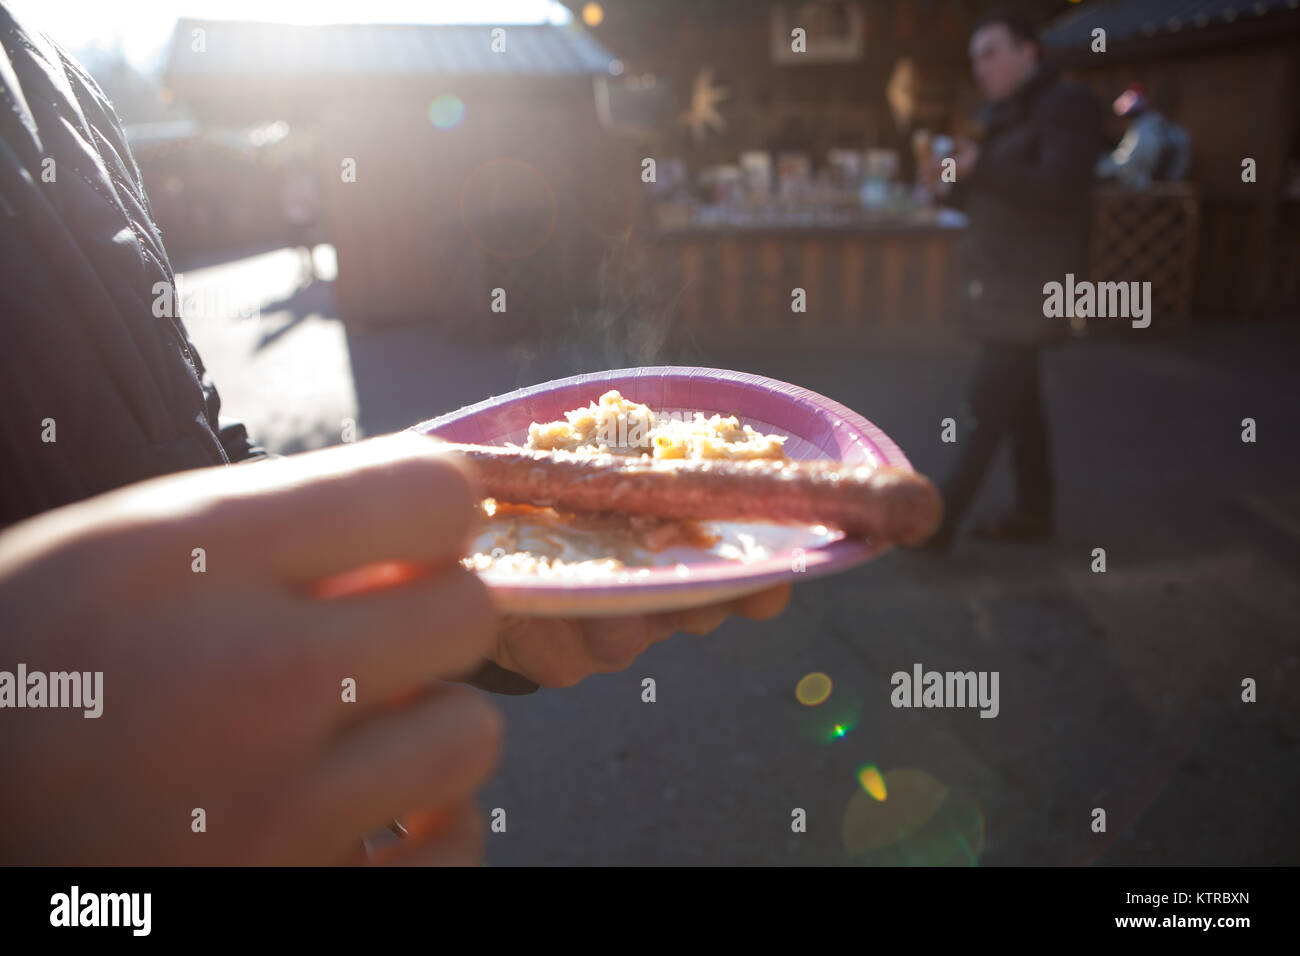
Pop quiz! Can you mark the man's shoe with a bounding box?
[969,511,1052,541]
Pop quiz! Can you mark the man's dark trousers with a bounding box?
[940,341,1053,536]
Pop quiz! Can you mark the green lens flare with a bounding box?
[841,768,985,866]
[828,721,854,741]
[429,94,466,130]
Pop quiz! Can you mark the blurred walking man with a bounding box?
[923,12,1101,550]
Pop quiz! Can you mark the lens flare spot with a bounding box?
[858,764,887,801]
[429,94,465,130]
[796,672,832,706]
[841,768,985,866]
[582,2,605,26]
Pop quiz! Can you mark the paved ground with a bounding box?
[182,247,1300,865]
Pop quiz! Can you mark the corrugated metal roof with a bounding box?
[1043,0,1300,49]
[166,19,615,79]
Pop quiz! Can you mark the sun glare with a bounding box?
[8,0,573,70]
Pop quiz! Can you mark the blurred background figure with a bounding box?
[1094,81,1191,189]
[921,11,1101,551]
[283,165,323,287]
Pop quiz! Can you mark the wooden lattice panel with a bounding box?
[1089,184,1200,328]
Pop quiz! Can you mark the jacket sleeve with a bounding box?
[218,417,268,463]
[968,85,1102,207]
[60,54,269,467]
[0,5,265,527]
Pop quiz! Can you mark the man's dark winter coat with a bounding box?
[951,65,1103,345]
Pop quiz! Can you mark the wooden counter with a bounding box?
[648,217,964,337]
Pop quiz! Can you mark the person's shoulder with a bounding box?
[1034,76,1101,129]
[1039,77,1099,112]
[0,4,119,131]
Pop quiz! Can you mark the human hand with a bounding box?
[919,156,943,192]
[0,433,502,865]
[490,584,792,688]
[952,136,980,180]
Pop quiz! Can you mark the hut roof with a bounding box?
[1044,0,1300,53]
[165,19,616,82]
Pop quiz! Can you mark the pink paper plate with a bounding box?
[411,367,916,617]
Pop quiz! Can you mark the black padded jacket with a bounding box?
[0,3,263,529]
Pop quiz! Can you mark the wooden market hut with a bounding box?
[164,19,621,328]
[551,0,1087,340]
[1043,0,1300,318]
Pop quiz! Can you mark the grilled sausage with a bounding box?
[438,442,943,547]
